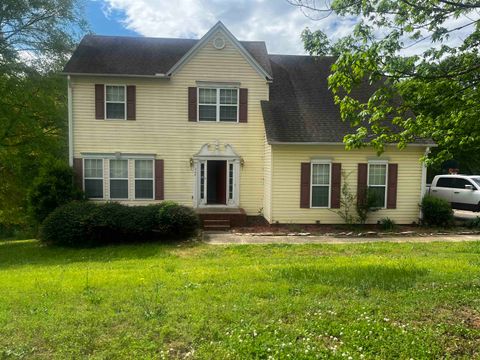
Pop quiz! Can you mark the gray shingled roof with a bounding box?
[262,55,432,145]
[63,35,272,77]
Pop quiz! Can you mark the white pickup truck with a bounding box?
[428,174,480,212]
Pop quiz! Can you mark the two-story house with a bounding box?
[63,22,432,227]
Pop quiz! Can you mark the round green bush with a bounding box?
[421,195,454,227]
[157,202,200,238]
[28,159,84,223]
[40,201,199,247]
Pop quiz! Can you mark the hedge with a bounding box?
[40,201,200,247]
[421,195,454,227]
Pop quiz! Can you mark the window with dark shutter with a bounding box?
[239,88,248,123]
[387,163,398,209]
[188,87,197,122]
[95,84,104,119]
[127,85,136,120]
[357,163,368,206]
[155,159,164,200]
[300,163,311,208]
[331,163,341,208]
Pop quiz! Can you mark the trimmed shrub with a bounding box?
[158,202,200,238]
[421,195,454,227]
[28,159,84,223]
[40,201,199,247]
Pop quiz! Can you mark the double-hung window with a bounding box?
[135,160,154,199]
[198,88,238,122]
[368,163,387,208]
[110,159,129,199]
[311,162,331,208]
[84,159,104,199]
[106,85,126,119]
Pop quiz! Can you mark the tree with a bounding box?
[290,0,480,165]
[0,0,87,229]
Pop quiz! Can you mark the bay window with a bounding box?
[109,159,128,199]
[135,160,154,199]
[84,159,103,199]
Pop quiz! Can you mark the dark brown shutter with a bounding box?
[155,159,164,200]
[239,88,248,123]
[300,162,311,208]
[387,163,398,209]
[357,163,368,205]
[188,87,197,122]
[126,85,136,120]
[95,84,104,119]
[73,158,83,189]
[331,163,342,208]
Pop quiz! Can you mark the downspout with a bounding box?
[419,146,430,220]
[68,75,73,166]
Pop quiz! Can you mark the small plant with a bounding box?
[356,189,380,224]
[331,170,357,225]
[379,217,396,231]
[421,195,454,227]
[465,217,480,229]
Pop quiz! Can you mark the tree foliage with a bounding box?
[291,0,480,165]
[0,0,87,228]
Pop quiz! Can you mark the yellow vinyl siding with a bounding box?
[72,30,269,213]
[271,145,426,224]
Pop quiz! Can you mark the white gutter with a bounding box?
[68,75,73,166]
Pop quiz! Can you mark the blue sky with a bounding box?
[83,0,477,55]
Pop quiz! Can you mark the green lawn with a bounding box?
[1,240,480,359]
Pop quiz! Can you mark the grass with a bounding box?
[1,240,480,359]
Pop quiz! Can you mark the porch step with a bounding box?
[203,219,231,231]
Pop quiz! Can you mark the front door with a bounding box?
[207,160,227,205]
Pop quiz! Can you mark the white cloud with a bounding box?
[100,0,351,54]
[99,0,479,56]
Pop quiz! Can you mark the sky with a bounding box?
[84,0,357,54]
[84,0,478,55]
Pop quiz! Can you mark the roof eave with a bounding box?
[61,72,171,79]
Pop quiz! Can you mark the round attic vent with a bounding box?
[213,36,225,50]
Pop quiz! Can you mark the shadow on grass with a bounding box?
[275,263,428,291]
[0,239,197,270]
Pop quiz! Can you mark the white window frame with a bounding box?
[367,161,388,209]
[197,87,239,123]
[105,84,127,120]
[310,161,332,209]
[134,159,155,200]
[109,159,129,200]
[83,158,104,199]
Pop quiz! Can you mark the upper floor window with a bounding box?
[106,85,126,120]
[368,162,387,208]
[198,88,238,122]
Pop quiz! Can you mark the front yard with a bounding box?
[1,240,479,359]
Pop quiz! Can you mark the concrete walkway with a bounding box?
[205,233,480,245]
